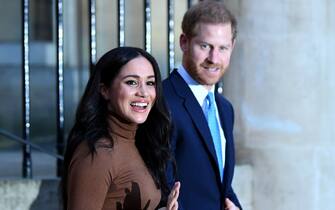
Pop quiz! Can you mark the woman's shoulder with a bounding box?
[69,138,118,174]
[70,138,114,164]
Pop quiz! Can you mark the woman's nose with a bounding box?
[137,84,149,97]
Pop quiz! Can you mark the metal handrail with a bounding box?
[0,129,64,160]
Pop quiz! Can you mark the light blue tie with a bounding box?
[205,92,223,181]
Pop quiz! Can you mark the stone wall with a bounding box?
[224,1,335,209]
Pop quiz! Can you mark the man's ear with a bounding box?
[231,39,236,51]
[100,84,109,100]
[179,33,189,52]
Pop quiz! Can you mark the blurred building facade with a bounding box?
[224,0,335,209]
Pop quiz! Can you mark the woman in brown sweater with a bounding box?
[61,47,180,210]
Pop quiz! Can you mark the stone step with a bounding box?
[0,179,60,210]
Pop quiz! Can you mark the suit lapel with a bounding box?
[169,71,218,163]
[216,93,232,190]
[215,93,230,144]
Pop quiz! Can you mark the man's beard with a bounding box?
[185,57,224,86]
[199,61,222,70]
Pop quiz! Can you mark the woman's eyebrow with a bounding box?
[122,74,155,79]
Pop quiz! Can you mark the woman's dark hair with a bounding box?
[61,47,172,209]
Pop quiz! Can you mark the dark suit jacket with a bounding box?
[163,70,242,210]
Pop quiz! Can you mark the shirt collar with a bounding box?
[177,65,215,107]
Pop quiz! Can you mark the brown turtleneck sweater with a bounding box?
[67,116,161,210]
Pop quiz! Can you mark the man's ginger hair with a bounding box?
[182,1,237,41]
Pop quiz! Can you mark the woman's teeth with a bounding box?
[130,102,148,108]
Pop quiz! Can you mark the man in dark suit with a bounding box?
[163,1,242,210]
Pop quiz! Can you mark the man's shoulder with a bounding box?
[162,76,170,86]
[216,93,233,108]
[162,71,184,94]
[162,76,173,92]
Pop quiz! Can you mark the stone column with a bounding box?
[223,1,335,209]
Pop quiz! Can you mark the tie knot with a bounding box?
[207,92,215,106]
